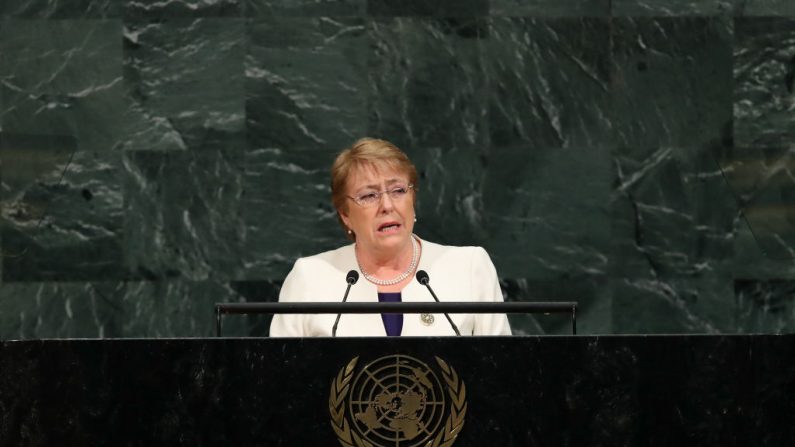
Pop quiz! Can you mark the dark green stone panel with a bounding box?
[122,18,246,152]
[123,150,246,281]
[733,18,795,148]
[1,149,125,281]
[246,17,368,151]
[124,0,241,19]
[611,0,744,16]
[730,217,795,279]
[226,279,281,335]
[745,0,795,15]
[0,280,250,339]
[481,145,612,279]
[611,17,733,148]
[0,134,76,281]
[0,0,121,18]
[0,19,124,153]
[410,145,490,247]
[244,0,364,17]
[490,0,609,17]
[367,0,488,17]
[610,145,738,279]
[502,277,611,335]
[240,148,344,279]
[611,0,795,16]
[0,282,125,339]
[119,280,250,337]
[366,18,489,151]
[0,1,794,338]
[715,145,795,261]
[735,279,795,333]
[486,18,612,149]
[612,276,737,334]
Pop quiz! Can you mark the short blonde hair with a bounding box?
[331,138,418,240]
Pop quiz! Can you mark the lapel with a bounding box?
[402,238,450,336]
[332,237,451,337]
[333,244,386,337]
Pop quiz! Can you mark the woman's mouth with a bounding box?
[377,222,401,233]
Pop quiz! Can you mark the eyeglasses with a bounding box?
[347,184,414,208]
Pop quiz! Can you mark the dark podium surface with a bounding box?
[1,335,794,446]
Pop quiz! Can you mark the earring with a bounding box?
[414,216,417,222]
[347,229,353,235]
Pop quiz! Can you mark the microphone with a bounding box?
[416,270,461,336]
[332,270,359,337]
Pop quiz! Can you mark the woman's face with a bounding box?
[339,164,415,255]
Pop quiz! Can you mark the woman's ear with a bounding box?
[338,208,351,228]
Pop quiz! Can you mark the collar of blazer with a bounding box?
[331,237,456,336]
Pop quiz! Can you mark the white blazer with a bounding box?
[269,238,511,337]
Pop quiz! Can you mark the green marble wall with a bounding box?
[1,0,794,338]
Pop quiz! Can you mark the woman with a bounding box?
[270,138,511,337]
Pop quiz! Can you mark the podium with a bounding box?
[1,335,793,446]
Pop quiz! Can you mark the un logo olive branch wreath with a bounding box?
[329,356,467,447]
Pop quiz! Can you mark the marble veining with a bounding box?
[1,2,795,338]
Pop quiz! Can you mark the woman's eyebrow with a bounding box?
[357,178,404,190]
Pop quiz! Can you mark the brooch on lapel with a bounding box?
[420,313,435,326]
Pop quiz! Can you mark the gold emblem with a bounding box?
[420,313,435,326]
[329,354,467,447]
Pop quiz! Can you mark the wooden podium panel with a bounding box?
[1,336,793,446]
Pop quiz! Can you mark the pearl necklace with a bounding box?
[357,235,419,286]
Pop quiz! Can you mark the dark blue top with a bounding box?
[377,292,403,336]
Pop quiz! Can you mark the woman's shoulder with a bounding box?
[291,243,356,272]
[420,238,490,264]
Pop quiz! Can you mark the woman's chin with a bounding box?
[371,229,409,246]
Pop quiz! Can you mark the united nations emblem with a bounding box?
[329,354,467,447]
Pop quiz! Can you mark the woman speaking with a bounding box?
[269,138,511,337]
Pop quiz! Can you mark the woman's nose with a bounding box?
[378,192,395,210]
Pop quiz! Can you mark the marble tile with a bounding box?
[612,0,743,16]
[124,0,241,19]
[0,0,121,18]
[240,148,343,279]
[367,0,488,17]
[246,17,367,151]
[501,276,610,335]
[120,19,245,151]
[480,144,612,279]
[0,19,124,153]
[2,150,125,281]
[0,279,252,338]
[744,0,795,16]
[611,145,739,278]
[611,17,733,148]
[119,280,246,337]
[225,279,281,335]
[486,17,612,149]
[0,282,125,339]
[244,0,365,17]
[733,17,795,148]
[490,0,609,17]
[409,145,490,248]
[715,145,795,260]
[728,216,795,278]
[123,150,246,281]
[122,18,246,151]
[612,276,737,333]
[735,279,795,333]
[367,17,489,151]
[611,0,794,17]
